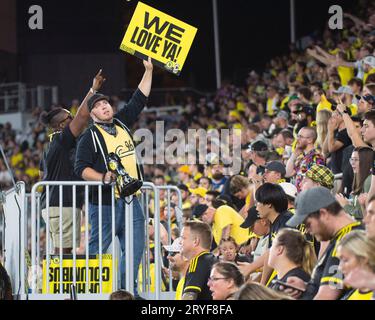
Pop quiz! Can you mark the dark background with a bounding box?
[0,0,360,105]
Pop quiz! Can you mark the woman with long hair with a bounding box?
[267,228,317,294]
[336,147,373,219]
[316,109,332,152]
[208,262,245,300]
[337,230,375,300]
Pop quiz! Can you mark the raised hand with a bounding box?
[143,56,153,72]
[92,69,106,91]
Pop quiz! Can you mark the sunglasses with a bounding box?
[168,252,179,257]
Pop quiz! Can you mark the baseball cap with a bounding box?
[287,187,336,227]
[87,93,110,112]
[240,206,260,228]
[363,55,375,69]
[333,86,353,95]
[189,187,208,198]
[296,105,315,117]
[192,204,209,219]
[304,164,334,190]
[362,94,375,106]
[178,165,192,175]
[276,110,289,121]
[177,184,189,193]
[163,237,182,253]
[279,182,297,199]
[247,140,268,152]
[265,161,286,176]
[206,153,222,165]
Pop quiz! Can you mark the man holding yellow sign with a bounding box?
[120,2,197,75]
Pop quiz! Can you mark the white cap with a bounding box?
[206,152,220,165]
[163,237,182,253]
[279,182,298,199]
[363,56,375,69]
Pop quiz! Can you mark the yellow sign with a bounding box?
[42,254,113,294]
[120,2,197,75]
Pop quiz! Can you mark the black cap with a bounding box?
[192,204,208,219]
[240,206,260,228]
[177,184,189,193]
[266,161,286,176]
[363,94,375,106]
[88,93,110,112]
[247,140,268,152]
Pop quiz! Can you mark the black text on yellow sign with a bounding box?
[42,255,113,294]
[120,2,197,76]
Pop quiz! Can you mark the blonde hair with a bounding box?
[338,230,375,273]
[234,282,294,300]
[316,109,332,150]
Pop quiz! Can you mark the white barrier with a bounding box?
[2,180,182,300]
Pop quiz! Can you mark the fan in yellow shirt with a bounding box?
[194,204,249,247]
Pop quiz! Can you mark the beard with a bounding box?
[212,172,224,180]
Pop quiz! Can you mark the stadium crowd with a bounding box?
[2,1,375,300]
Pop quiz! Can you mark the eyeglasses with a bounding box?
[208,277,228,282]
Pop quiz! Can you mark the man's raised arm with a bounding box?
[138,57,153,98]
[69,69,106,137]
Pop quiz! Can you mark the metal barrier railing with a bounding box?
[3,180,182,299]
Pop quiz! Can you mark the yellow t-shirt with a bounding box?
[175,276,185,300]
[212,205,249,246]
[337,66,354,85]
[347,289,373,300]
[25,167,39,179]
[11,153,23,167]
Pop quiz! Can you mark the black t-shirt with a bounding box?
[302,221,364,300]
[40,125,83,208]
[268,211,293,248]
[183,251,218,300]
[330,129,352,174]
[270,267,311,292]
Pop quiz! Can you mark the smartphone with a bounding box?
[271,279,306,293]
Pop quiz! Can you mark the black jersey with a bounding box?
[302,221,364,300]
[183,251,218,300]
[268,211,293,248]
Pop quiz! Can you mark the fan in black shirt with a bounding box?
[268,228,316,298]
[39,70,106,254]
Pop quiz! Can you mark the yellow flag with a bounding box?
[120,2,198,75]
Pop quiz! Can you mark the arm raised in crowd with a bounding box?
[115,57,153,128]
[306,48,333,67]
[326,117,343,153]
[337,103,367,148]
[69,69,106,137]
[138,57,153,98]
[285,150,300,178]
